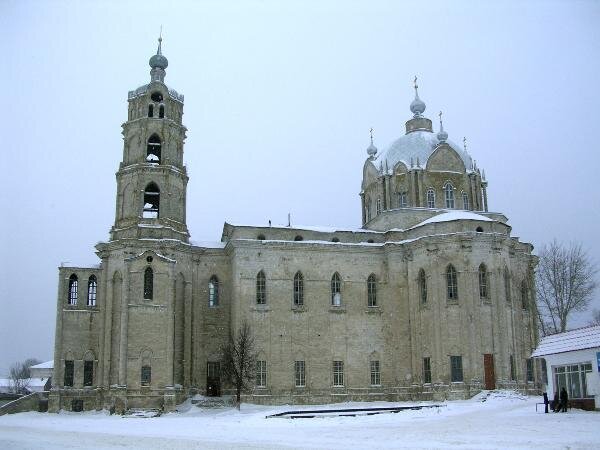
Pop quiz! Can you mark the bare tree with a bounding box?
[536,240,598,335]
[8,358,42,394]
[589,309,600,327]
[220,321,258,409]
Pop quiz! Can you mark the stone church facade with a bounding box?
[49,41,539,413]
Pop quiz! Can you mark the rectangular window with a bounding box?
[64,360,74,387]
[399,192,408,208]
[450,356,463,382]
[553,363,593,399]
[333,361,344,387]
[423,357,432,384]
[256,360,267,387]
[541,358,548,384]
[294,361,305,387]
[526,358,534,383]
[141,365,151,386]
[83,361,94,386]
[510,354,516,381]
[370,360,381,386]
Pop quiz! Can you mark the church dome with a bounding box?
[149,53,168,70]
[375,129,472,171]
[410,96,426,117]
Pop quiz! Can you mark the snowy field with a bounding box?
[0,391,598,449]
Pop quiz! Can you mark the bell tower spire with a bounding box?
[110,40,189,242]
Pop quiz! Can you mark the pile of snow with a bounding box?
[414,210,494,228]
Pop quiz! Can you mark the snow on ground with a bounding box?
[0,391,598,449]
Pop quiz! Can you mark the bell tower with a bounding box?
[110,37,189,242]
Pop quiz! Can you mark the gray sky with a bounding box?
[1,0,599,375]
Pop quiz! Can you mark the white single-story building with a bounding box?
[531,325,600,411]
[29,360,53,380]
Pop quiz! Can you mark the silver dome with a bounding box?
[410,96,426,116]
[149,53,168,70]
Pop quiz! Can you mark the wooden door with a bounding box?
[484,354,496,390]
[206,362,221,397]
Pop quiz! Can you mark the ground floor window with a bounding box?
[294,361,305,387]
[256,360,267,387]
[423,357,432,384]
[83,360,94,386]
[64,360,74,387]
[526,358,534,382]
[333,361,344,386]
[450,356,463,382]
[510,354,516,381]
[141,365,151,386]
[553,363,593,399]
[370,360,380,386]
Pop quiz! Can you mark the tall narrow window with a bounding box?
[365,196,372,222]
[146,134,161,163]
[333,361,344,386]
[399,192,408,208]
[478,264,488,299]
[141,365,151,386]
[427,189,435,208]
[446,264,458,300]
[209,275,219,307]
[526,358,534,382]
[376,198,382,214]
[450,356,463,382]
[148,104,154,117]
[87,275,97,306]
[367,274,377,307]
[68,274,78,305]
[462,192,470,210]
[444,182,455,208]
[510,354,516,381]
[370,360,381,386]
[331,272,341,306]
[423,357,432,384]
[144,267,153,300]
[64,360,74,387]
[84,360,94,386]
[256,360,267,387]
[158,104,165,118]
[293,271,304,306]
[418,269,427,304]
[294,361,305,387]
[504,267,511,304]
[521,280,528,310]
[143,183,160,218]
[256,271,266,304]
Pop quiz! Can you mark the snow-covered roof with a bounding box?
[190,240,227,249]
[226,223,380,234]
[30,360,53,370]
[531,325,600,357]
[375,129,472,173]
[412,211,494,228]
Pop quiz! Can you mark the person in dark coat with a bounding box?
[552,391,560,412]
[543,392,549,413]
[560,387,569,412]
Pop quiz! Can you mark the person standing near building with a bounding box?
[560,387,569,412]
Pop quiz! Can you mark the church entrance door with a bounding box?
[206,362,221,397]
[484,354,496,390]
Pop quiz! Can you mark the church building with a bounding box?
[49,40,539,412]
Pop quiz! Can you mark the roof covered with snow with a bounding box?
[413,210,494,228]
[531,325,600,357]
[374,129,472,173]
[30,360,53,369]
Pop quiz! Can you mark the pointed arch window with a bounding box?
[427,189,435,208]
[331,272,341,306]
[144,267,153,300]
[504,267,511,304]
[418,269,427,304]
[521,280,528,310]
[87,275,97,306]
[256,271,266,304]
[478,264,488,299]
[148,104,154,118]
[293,271,304,306]
[209,275,219,307]
[68,274,78,305]
[146,134,161,163]
[462,192,470,210]
[159,104,165,119]
[367,274,377,307]
[446,264,458,300]
[143,183,160,218]
[444,182,455,208]
[398,192,408,208]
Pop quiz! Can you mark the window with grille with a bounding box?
[256,271,266,304]
[333,361,344,386]
[367,274,377,307]
[294,361,305,387]
[423,357,432,384]
[68,274,78,305]
[370,360,381,386]
[141,365,151,386]
[418,269,427,304]
[144,267,153,300]
[87,275,97,306]
[64,360,74,387]
[427,189,435,208]
[444,183,455,208]
[293,272,304,306]
[478,264,488,299]
[84,361,93,386]
[209,275,219,307]
[450,356,463,382]
[446,265,458,300]
[331,273,341,306]
[256,360,267,387]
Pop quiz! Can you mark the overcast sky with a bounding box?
[1,0,599,375]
